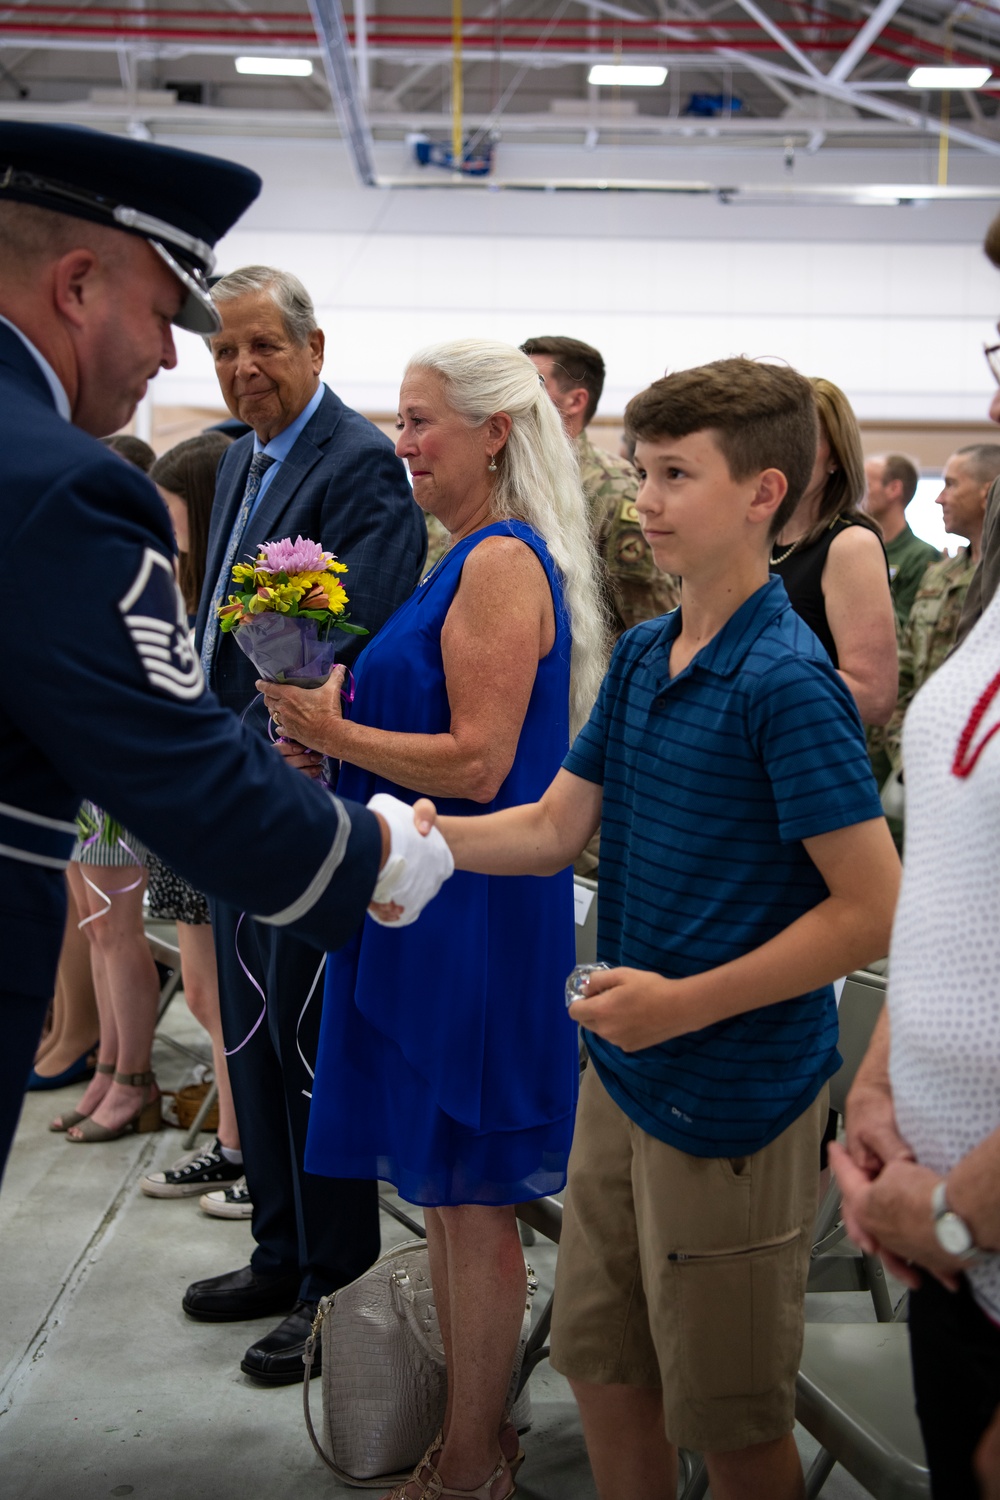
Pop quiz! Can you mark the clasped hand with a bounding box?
[257,667,345,774]
[829,1085,963,1290]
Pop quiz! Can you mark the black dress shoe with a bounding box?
[182,1264,299,1323]
[240,1300,321,1385]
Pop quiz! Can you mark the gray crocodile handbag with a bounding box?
[303,1239,534,1488]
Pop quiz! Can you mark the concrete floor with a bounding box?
[1,997,878,1500]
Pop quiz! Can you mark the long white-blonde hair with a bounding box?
[406,338,609,735]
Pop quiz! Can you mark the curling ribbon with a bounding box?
[78,814,145,929]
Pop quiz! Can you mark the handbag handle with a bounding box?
[302,1301,416,1490]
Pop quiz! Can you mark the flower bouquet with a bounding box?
[217,535,367,687]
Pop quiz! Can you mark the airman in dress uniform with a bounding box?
[0,122,450,1183]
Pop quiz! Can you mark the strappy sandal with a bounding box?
[384,1455,514,1500]
[49,1061,115,1133]
[66,1071,161,1143]
[499,1426,524,1482]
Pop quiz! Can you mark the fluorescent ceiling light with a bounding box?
[907,66,991,89]
[235,56,314,77]
[588,64,667,87]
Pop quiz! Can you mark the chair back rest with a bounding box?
[830,970,887,1117]
[574,877,598,967]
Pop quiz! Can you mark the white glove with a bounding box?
[367,792,454,927]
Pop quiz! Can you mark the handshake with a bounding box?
[366,792,450,927]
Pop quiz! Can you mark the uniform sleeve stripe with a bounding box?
[256,794,353,926]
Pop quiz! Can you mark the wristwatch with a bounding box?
[931,1181,980,1262]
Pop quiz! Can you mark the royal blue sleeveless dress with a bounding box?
[305,520,579,1207]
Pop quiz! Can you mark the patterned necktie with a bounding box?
[201,451,276,676]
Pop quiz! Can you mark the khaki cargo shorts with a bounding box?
[549,1064,827,1454]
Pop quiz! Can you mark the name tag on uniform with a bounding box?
[119,548,204,702]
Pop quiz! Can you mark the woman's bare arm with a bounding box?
[259,535,554,802]
[823,524,898,725]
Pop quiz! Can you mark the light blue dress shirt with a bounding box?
[246,380,326,522]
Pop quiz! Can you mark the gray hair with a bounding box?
[406,338,610,735]
[210,265,318,346]
[955,443,1000,488]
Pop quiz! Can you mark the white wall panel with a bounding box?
[159,138,999,423]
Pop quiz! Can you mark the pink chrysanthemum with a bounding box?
[258,536,333,574]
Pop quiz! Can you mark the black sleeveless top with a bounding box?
[770,515,879,669]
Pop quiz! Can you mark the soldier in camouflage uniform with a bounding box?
[520,335,680,637]
[869,443,1000,846]
[422,512,451,578]
[521,336,680,872]
[576,425,680,636]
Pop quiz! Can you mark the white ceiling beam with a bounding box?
[307,0,377,185]
[748,52,1000,157]
[1,96,989,148]
[826,0,909,85]
[655,0,800,109]
[574,0,1000,160]
[726,0,826,82]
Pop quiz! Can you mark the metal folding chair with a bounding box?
[147,922,218,1149]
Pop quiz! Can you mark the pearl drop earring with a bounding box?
[488,454,497,473]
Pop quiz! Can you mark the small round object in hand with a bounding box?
[565,962,613,1009]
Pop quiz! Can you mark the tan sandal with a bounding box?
[387,1456,513,1500]
[499,1422,525,1482]
[66,1071,161,1143]
[49,1061,115,1133]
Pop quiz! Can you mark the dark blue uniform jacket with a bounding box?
[0,323,382,999]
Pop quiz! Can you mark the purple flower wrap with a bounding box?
[232,613,340,687]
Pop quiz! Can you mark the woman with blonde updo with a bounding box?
[260,339,607,1500]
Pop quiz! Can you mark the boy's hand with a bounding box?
[569,967,692,1052]
[413,797,438,836]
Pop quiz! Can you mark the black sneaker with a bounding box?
[141,1139,244,1199]
[200,1177,254,1220]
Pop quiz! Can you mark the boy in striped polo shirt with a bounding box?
[411,357,900,1500]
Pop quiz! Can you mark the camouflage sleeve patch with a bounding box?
[615,532,646,567]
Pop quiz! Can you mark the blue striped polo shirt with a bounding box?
[564,576,884,1157]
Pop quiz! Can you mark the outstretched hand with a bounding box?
[366,792,454,926]
[368,798,440,921]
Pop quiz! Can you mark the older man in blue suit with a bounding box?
[185,266,426,1383]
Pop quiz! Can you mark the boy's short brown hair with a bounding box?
[625,358,818,537]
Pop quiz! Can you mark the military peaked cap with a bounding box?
[0,122,261,334]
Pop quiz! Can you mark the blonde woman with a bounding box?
[261,339,606,1500]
